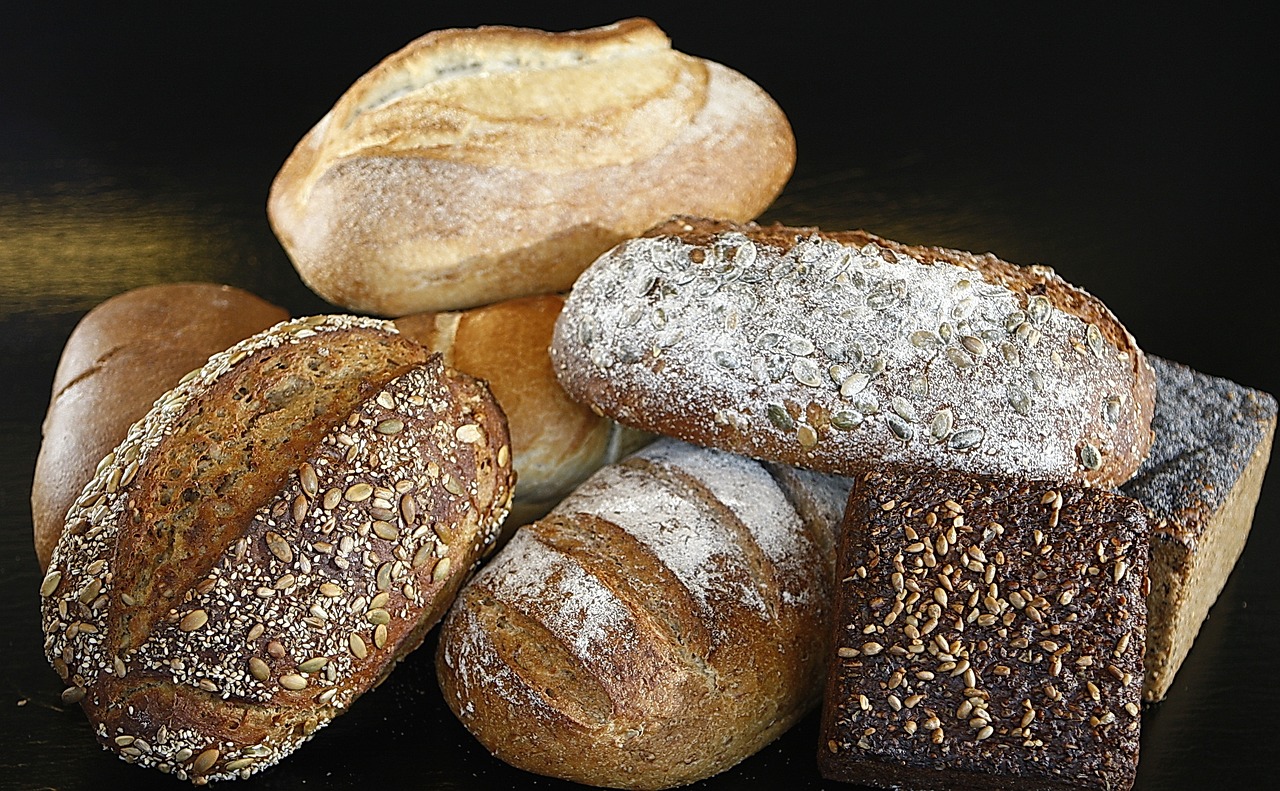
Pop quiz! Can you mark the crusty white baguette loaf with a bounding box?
[436,438,851,790]
[395,294,652,529]
[32,283,289,570]
[40,316,514,783]
[268,19,795,316]
[552,217,1156,488]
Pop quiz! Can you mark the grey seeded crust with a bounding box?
[436,438,850,790]
[395,294,652,531]
[267,18,795,316]
[32,282,289,570]
[819,466,1149,791]
[551,217,1156,488]
[1120,356,1277,700]
[39,316,515,783]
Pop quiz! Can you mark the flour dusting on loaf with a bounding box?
[552,217,1155,487]
[437,438,843,789]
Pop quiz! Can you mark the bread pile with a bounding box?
[34,16,1274,790]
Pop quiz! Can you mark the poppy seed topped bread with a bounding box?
[819,466,1150,790]
[1120,356,1276,700]
[552,217,1156,487]
[40,316,514,783]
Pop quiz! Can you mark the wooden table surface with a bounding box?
[2,5,1276,789]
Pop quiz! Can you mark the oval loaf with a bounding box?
[551,217,1156,488]
[436,438,850,789]
[32,282,289,570]
[395,294,652,529]
[267,19,795,315]
[39,315,514,783]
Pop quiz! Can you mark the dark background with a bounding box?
[1,3,1276,789]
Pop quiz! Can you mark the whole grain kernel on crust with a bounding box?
[268,19,795,316]
[818,467,1150,791]
[41,316,515,783]
[552,216,1156,488]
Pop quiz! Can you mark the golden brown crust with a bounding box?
[437,439,839,789]
[32,283,289,570]
[554,217,1156,488]
[395,295,652,528]
[267,19,795,315]
[40,316,515,783]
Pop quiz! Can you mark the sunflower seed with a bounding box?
[1005,311,1028,333]
[961,335,987,357]
[946,347,974,369]
[1104,395,1123,426]
[949,427,985,451]
[891,396,918,423]
[887,414,914,441]
[713,350,740,370]
[931,409,954,440]
[791,358,823,387]
[1080,442,1103,470]
[910,330,943,350]
[279,674,307,691]
[797,425,819,449]
[1027,295,1051,324]
[831,411,863,430]
[1008,386,1032,416]
[767,404,795,431]
[840,372,870,398]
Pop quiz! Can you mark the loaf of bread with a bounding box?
[39,315,514,783]
[32,283,289,570]
[820,466,1150,790]
[1120,356,1276,701]
[436,438,850,789]
[552,217,1156,488]
[267,19,795,316]
[395,294,652,529]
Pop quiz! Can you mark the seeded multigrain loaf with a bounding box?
[395,294,652,529]
[39,316,514,783]
[1120,356,1276,701]
[552,217,1156,488]
[437,438,852,790]
[267,19,795,316]
[32,283,289,570]
[819,466,1150,791]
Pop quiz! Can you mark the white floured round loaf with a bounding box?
[40,315,514,783]
[436,438,851,790]
[267,19,795,316]
[551,217,1157,489]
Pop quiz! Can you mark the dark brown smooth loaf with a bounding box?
[395,294,652,528]
[436,438,850,789]
[32,282,289,570]
[552,217,1156,488]
[39,315,515,783]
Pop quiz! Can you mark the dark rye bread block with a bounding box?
[39,316,515,783]
[819,467,1150,791]
[552,217,1156,489]
[1120,356,1277,701]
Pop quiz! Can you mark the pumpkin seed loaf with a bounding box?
[39,315,515,783]
[1120,356,1276,701]
[819,466,1150,790]
[551,217,1156,488]
[32,282,289,570]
